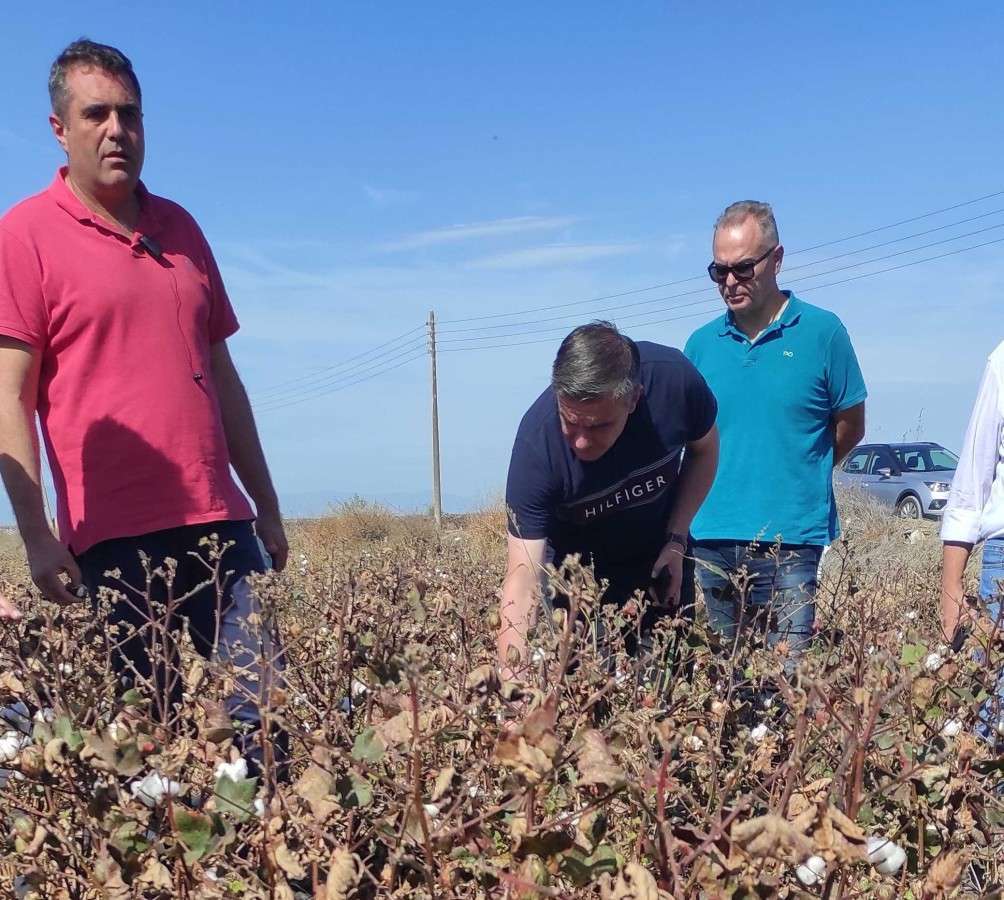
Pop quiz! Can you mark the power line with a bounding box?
[437,188,1004,326]
[436,220,1004,346]
[438,233,1004,352]
[252,343,428,411]
[794,189,1004,253]
[436,208,1004,337]
[252,350,427,413]
[251,324,425,400]
[249,189,1004,407]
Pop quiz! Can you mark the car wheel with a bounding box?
[895,494,923,519]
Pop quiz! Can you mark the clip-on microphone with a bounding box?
[137,234,164,261]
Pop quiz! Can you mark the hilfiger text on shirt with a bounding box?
[557,449,682,526]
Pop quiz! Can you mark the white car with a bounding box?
[835,442,957,519]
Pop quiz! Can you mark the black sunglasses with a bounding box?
[707,245,777,284]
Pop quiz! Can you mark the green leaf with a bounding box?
[876,732,897,751]
[335,772,373,809]
[53,715,83,753]
[351,727,386,764]
[517,829,574,859]
[215,775,258,822]
[901,642,927,666]
[559,845,619,887]
[175,809,213,864]
[109,818,149,856]
[857,803,876,826]
[121,688,146,707]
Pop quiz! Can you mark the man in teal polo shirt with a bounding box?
[684,200,866,676]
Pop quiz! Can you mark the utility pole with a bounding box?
[428,310,443,529]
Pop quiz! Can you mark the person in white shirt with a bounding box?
[941,341,1004,639]
[941,340,1004,740]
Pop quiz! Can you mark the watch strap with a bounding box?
[666,531,688,548]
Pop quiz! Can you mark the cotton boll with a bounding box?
[876,844,907,875]
[214,757,249,782]
[130,771,183,807]
[941,719,963,737]
[795,855,827,887]
[925,652,944,672]
[683,735,704,751]
[0,730,31,763]
[253,798,265,817]
[750,723,769,743]
[867,836,907,875]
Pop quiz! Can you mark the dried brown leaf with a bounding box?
[731,813,813,864]
[923,850,964,899]
[275,842,307,880]
[295,763,338,821]
[135,858,172,889]
[600,861,661,900]
[326,846,362,899]
[576,729,626,790]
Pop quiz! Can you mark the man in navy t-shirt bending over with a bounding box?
[499,321,719,679]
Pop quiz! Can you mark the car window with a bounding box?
[869,449,897,474]
[892,446,959,472]
[844,449,870,474]
[896,449,926,471]
[930,448,958,471]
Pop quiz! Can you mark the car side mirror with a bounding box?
[876,467,892,478]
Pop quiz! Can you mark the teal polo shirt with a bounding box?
[683,293,866,546]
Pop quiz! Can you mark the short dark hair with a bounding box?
[552,321,640,402]
[49,38,142,117]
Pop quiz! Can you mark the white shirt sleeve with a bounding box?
[941,357,1004,544]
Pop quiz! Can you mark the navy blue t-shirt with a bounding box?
[505,341,717,605]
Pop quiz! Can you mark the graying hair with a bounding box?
[552,321,640,402]
[49,38,141,118]
[714,200,779,249]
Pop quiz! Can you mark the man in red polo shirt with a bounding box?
[0,40,287,756]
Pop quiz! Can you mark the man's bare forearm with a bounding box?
[0,398,50,542]
[832,404,866,465]
[500,565,538,641]
[214,360,280,515]
[667,428,719,537]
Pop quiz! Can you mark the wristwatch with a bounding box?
[666,531,687,549]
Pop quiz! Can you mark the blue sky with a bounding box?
[3,1,1004,517]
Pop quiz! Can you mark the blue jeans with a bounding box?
[76,520,287,769]
[693,541,822,675]
[976,538,1004,742]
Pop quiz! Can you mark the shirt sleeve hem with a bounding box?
[833,390,867,412]
[940,511,981,544]
[0,324,43,350]
[505,523,549,541]
[209,320,240,345]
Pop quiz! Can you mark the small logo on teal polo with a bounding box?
[783,350,794,358]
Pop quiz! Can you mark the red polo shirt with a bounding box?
[0,169,253,553]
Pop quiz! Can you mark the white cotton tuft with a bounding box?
[795,855,827,887]
[0,730,31,763]
[130,771,183,807]
[750,723,769,743]
[682,735,704,751]
[941,719,963,738]
[214,757,249,782]
[867,836,907,875]
[925,652,944,672]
